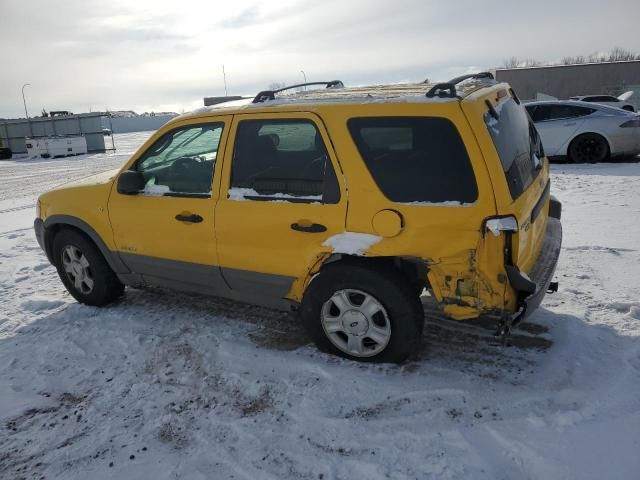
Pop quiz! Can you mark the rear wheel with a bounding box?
[53,230,124,306]
[568,133,609,163]
[301,263,424,363]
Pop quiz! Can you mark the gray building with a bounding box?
[1,113,108,154]
[495,60,640,108]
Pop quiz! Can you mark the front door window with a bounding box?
[135,124,224,197]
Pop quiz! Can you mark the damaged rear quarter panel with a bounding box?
[319,103,503,319]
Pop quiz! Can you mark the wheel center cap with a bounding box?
[342,310,368,336]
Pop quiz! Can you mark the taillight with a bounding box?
[620,118,640,128]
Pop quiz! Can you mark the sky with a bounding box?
[1,0,640,118]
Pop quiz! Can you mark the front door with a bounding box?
[214,112,348,305]
[108,118,230,295]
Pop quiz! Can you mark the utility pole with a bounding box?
[222,65,228,96]
[300,70,307,90]
[22,83,31,118]
[22,83,33,137]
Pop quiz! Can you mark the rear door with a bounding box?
[214,112,347,304]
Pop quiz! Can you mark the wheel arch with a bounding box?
[304,253,429,297]
[43,215,129,274]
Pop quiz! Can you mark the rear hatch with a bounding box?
[464,87,550,274]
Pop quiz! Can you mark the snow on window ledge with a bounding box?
[143,183,171,196]
[396,200,475,207]
[228,187,322,203]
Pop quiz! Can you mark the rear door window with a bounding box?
[347,117,478,204]
[229,119,340,203]
[527,104,595,123]
[485,98,542,199]
[548,105,595,120]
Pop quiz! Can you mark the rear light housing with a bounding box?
[485,216,518,237]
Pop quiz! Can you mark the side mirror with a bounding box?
[117,170,145,195]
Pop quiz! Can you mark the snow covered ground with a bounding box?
[1,134,639,479]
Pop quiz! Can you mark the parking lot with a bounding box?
[1,133,639,479]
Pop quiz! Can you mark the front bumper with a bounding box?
[506,200,563,323]
[34,218,47,255]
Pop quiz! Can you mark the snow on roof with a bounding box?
[184,80,501,119]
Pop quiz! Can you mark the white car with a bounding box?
[568,92,635,112]
[525,100,640,162]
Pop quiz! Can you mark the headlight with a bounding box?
[619,118,640,128]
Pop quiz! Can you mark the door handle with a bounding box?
[291,222,327,233]
[175,213,203,223]
[563,122,576,126]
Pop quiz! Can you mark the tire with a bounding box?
[300,263,424,363]
[52,229,124,306]
[568,133,609,163]
[412,281,426,298]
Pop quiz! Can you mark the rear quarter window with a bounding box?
[347,117,478,204]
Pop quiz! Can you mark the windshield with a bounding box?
[485,97,543,199]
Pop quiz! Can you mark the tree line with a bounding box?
[503,47,640,68]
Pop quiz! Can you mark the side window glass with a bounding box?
[569,106,595,117]
[136,124,223,197]
[348,117,478,204]
[530,105,551,123]
[549,105,590,120]
[588,96,616,102]
[229,119,340,203]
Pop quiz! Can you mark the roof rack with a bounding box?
[252,80,344,103]
[425,72,495,99]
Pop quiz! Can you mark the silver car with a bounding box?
[525,100,640,162]
[568,94,635,113]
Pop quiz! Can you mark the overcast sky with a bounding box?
[1,0,640,117]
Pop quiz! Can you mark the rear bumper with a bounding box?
[506,200,562,322]
[520,217,562,320]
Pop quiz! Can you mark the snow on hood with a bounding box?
[322,232,382,255]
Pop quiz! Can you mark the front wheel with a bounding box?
[53,230,124,306]
[301,263,424,363]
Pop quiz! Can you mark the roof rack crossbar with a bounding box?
[447,71,494,85]
[425,83,458,99]
[252,80,344,103]
[425,71,495,99]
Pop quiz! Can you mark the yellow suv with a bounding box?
[34,73,562,363]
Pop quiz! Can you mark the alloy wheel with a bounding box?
[320,289,391,357]
[61,245,94,294]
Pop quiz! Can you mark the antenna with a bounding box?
[222,64,228,96]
